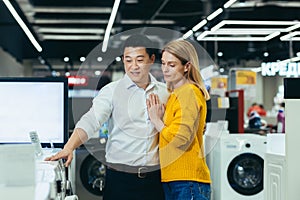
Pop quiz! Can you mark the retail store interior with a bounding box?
[0,0,300,199]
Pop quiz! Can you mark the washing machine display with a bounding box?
[206,133,266,200]
[227,153,264,196]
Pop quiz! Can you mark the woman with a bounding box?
[147,39,211,200]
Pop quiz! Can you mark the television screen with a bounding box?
[0,77,68,148]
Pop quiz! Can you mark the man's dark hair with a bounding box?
[122,34,156,57]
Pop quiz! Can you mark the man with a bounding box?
[46,34,168,200]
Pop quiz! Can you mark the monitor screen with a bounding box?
[0,77,68,148]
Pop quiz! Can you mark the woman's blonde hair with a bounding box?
[162,39,210,100]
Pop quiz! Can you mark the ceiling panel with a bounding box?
[1,0,300,71]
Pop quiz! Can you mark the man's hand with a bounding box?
[44,148,73,167]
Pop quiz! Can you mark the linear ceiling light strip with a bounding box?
[210,28,281,34]
[37,28,105,34]
[192,19,207,32]
[199,37,268,41]
[210,20,299,32]
[284,23,300,32]
[3,0,42,52]
[207,8,223,21]
[224,0,238,8]
[102,0,121,52]
[182,30,194,39]
[264,31,281,41]
[33,7,112,14]
[182,0,237,38]
[280,32,300,41]
[34,19,109,24]
[42,35,103,40]
[222,20,298,25]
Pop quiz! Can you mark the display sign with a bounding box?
[210,76,228,97]
[234,70,257,100]
[261,62,300,77]
[236,70,256,85]
[211,76,228,89]
[67,75,88,86]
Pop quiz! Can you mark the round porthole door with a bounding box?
[227,153,264,196]
[80,151,106,196]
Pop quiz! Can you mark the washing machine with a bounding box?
[206,133,267,200]
[71,138,106,200]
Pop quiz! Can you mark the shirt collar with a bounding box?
[123,73,159,90]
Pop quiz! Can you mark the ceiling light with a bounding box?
[3,0,42,52]
[196,31,209,41]
[64,57,70,62]
[224,0,238,8]
[297,52,300,57]
[97,57,103,62]
[80,57,86,62]
[197,31,280,41]
[192,19,208,32]
[37,28,105,34]
[210,28,282,34]
[282,37,300,41]
[182,30,193,39]
[207,8,223,21]
[265,31,280,40]
[41,35,103,40]
[147,20,175,25]
[198,37,268,41]
[115,57,121,62]
[263,52,269,57]
[95,70,102,76]
[125,0,138,3]
[34,19,109,24]
[120,19,175,24]
[217,52,223,57]
[102,0,121,53]
[33,7,112,14]
[200,20,299,41]
[211,21,226,32]
[284,23,300,32]
[211,20,299,32]
[280,32,300,41]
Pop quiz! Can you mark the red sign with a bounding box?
[67,76,88,86]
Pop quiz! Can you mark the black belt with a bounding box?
[107,163,160,178]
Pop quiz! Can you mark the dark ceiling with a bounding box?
[1,0,300,71]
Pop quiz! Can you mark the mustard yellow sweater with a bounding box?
[159,83,211,183]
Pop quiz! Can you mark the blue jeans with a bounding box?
[162,181,211,200]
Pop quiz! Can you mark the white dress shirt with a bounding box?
[76,74,169,166]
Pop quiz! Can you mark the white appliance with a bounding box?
[264,134,286,200]
[0,145,68,200]
[206,133,267,200]
[71,138,106,200]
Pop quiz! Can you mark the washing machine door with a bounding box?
[227,153,264,196]
[80,151,106,196]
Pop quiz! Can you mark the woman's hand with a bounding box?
[146,93,165,131]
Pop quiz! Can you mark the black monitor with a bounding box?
[0,77,68,148]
